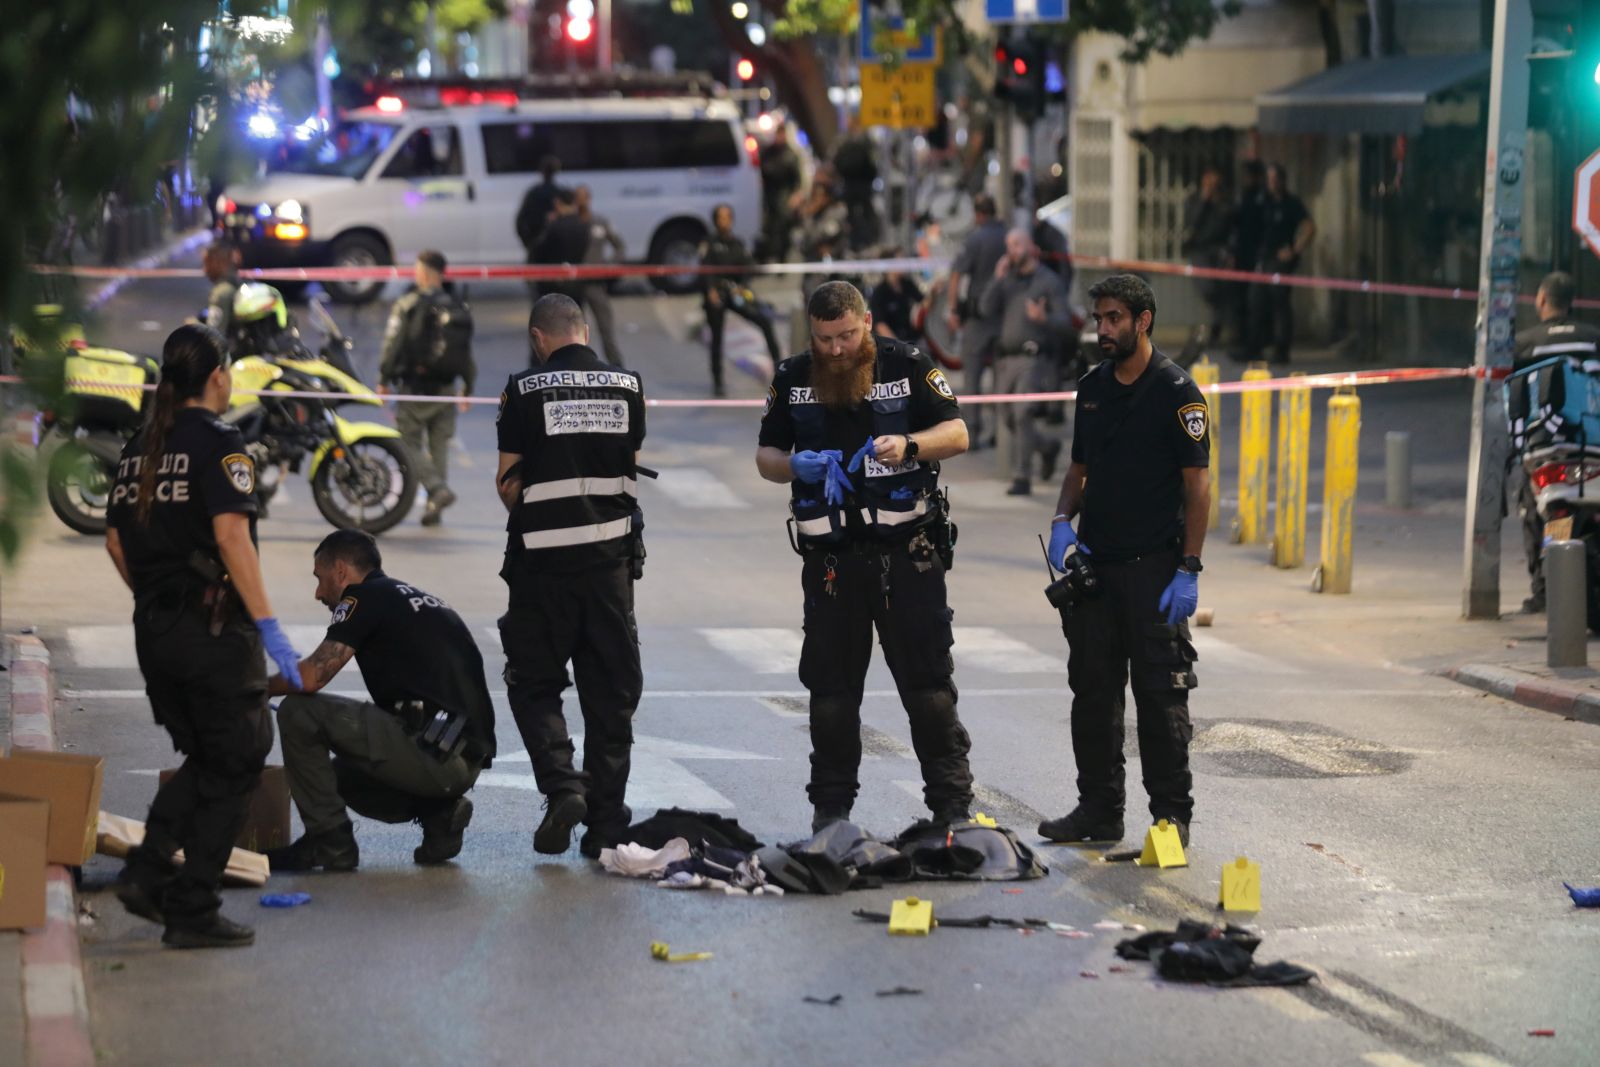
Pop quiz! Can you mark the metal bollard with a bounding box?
[1385,431,1412,510]
[1191,356,1222,531]
[1547,540,1588,668]
[1315,387,1361,594]
[1272,375,1310,568]
[1233,363,1272,544]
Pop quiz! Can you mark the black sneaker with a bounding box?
[414,797,473,866]
[1521,595,1546,614]
[811,804,852,834]
[1006,478,1032,497]
[533,792,587,855]
[162,913,255,949]
[1152,815,1190,848]
[113,876,166,925]
[1037,808,1124,844]
[266,821,360,873]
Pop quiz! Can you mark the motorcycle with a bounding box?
[1507,354,1600,632]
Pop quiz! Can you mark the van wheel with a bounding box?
[648,221,706,295]
[325,233,390,304]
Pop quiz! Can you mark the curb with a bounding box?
[7,634,96,1067]
[1446,663,1600,727]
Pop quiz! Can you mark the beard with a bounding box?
[811,333,877,410]
[1100,330,1138,362]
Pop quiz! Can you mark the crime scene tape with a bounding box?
[28,252,1599,310]
[0,365,1484,410]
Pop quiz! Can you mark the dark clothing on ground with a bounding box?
[869,278,925,343]
[625,807,764,852]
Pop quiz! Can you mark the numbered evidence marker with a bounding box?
[1219,856,1261,912]
[1134,819,1188,869]
[888,896,934,936]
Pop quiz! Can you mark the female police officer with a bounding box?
[104,324,303,949]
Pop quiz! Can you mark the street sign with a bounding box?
[858,4,939,63]
[986,0,1068,24]
[859,62,936,129]
[1576,147,1600,259]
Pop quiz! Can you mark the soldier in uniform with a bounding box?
[701,203,782,397]
[105,324,303,948]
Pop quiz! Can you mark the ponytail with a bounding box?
[135,324,229,525]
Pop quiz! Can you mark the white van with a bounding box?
[217,95,762,302]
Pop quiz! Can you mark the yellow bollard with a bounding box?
[1315,388,1361,594]
[1233,363,1272,544]
[1271,375,1310,568]
[1191,357,1222,531]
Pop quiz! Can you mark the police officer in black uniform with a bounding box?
[104,324,304,949]
[496,293,647,859]
[1037,274,1210,849]
[264,529,496,871]
[701,203,782,397]
[757,280,975,832]
[1510,271,1600,612]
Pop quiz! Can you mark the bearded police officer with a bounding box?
[1038,273,1210,849]
[496,294,646,859]
[757,280,975,832]
[265,530,495,871]
[105,324,302,949]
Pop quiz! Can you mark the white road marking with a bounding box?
[1451,1055,1516,1067]
[952,626,1064,673]
[1191,631,1304,676]
[480,734,771,811]
[700,627,803,674]
[1361,1055,1426,1067]
[641,467,749,509]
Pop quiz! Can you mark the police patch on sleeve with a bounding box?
[1178,402,1208,442]
[330,596,357,626]
[221,453,255,495]
[495,390,507,424]
[926,368,955,401]
[764,385,776,414]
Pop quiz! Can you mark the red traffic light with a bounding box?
[736,58,755,81]
[1012,57,1028,76]
[567,16,593,42]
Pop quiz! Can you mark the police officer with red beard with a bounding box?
[757,281,975,833]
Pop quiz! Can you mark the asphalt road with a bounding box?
[6,269,1596,1067]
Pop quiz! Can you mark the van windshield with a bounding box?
[267,121,402,179]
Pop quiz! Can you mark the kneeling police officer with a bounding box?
[757,280,975,832]
[267,529,496,870]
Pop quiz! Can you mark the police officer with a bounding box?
[265,529,496,871]
[104,324,303,949]
[1037,274,1210,848]
[944,193,1008,446]
[757,280,975,832]
[1510,271,1600,612]
[701,203,782,397]
[202,243,239,342]
[496,294,646,859]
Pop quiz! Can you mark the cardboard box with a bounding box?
[96,812,270,887]
[0,751,104,865]
[157,764,291,853]
[0,794,50,930]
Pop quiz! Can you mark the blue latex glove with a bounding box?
[1157,569,1199,626]
[1567,883,1600,908]
[824,453,855,506]
[791,449,843,485]
[1047,519,1081,570]
[846,435,876,473]
[257,616,304,690]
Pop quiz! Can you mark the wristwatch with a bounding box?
[903,435,920,461]
[1181,555,1204,574]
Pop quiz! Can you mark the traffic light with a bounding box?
[736,57,755,82]
[994,38,1047,121]
[566,0,594,43]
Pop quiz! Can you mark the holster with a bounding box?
[190,551,238,637]
[395,698,481,764]
[628,507,647,581]
[928,488,957,570]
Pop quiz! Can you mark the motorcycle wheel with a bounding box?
[47,443,114,536]
[310,437,417,535]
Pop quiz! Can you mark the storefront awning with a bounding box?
[1256,53,1489,136]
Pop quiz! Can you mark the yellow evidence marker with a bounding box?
[972,812,998,828]
[888,896,934,935]
[1134,819,1188,869]
[650,941,713,963]
[1219,856,1261,912]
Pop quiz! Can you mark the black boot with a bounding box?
[533,791,587,856]
[162,912,256,949]
[1037,807,1124,844]
[811,804,852,834]
[266,820,360,873]
[414,797,473,866]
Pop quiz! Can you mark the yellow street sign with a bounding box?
[859,62,936,130]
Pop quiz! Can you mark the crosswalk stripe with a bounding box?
[699,628,803,674]
[1191,632,1302,676]
[1361,1055,1426,1067]
[952,626,1064,673]
[642,467,749,509]
[1451,1055,1516,1067]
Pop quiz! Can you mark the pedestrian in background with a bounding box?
[1232,160,1267,360]
[979,228,1072,496]
[1179,165,1234,363]
[378,250,475,526]
[575,184,626,365]
[1252,163,1316,364]
[533,189,592,312]
[759,122,803,262]
[869,259,926,344]
[201,243,239,344]
[831,116,881,249]
[701,203,782,397]
[516,155,569,284]
[945,192,1008,447]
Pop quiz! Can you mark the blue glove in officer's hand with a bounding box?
[1047,519,1088,569]
[824,454,855,506]
[791,449,843,485]
[256,617,303,690]
[1157,569,1199,626]
[846,435,876,473]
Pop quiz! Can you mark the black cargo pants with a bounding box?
[127,598,272,921]
[1062,549,1197,823]
[498,562,642,841]
[798,539,974,815]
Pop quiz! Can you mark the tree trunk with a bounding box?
[708,2,840,159]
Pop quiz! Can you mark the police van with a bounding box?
[217,89,761,302]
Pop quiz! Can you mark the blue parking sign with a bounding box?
[858,5,939,63]
[986,0,1068,23]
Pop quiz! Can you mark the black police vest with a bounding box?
[788,348,939,547]
[505,352,641,573]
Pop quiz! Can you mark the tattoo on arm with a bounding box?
[302,640,356,690]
